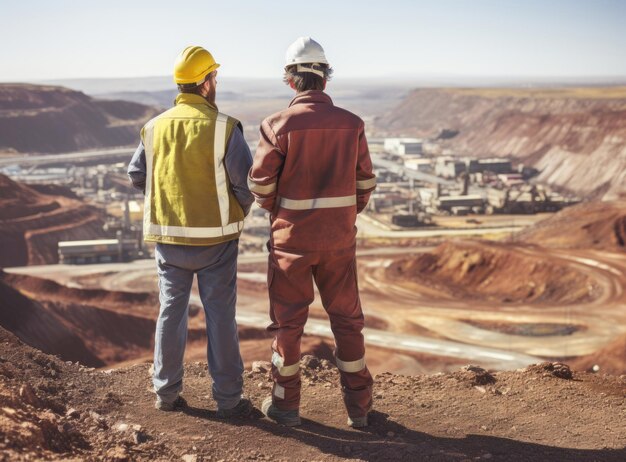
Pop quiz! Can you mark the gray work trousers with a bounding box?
[153,239,244,409]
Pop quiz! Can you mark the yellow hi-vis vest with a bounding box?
[141,93,245,246]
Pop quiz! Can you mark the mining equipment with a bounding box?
[486,185,577,214]
[391,212,433,227]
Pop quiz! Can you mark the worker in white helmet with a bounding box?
[248,37,376,427]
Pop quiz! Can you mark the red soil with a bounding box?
[513,200,626,250]
[387,240,597,304]
[2,327,625,461]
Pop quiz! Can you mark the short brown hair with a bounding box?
[283,63,333,92]
[177,72,213,94]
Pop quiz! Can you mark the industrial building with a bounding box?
[435,157,466,178]
[58,238,141,264]
[404,158,433,172]
[435,157,514,178]
[436,195,485,215]
[384,138,424,156]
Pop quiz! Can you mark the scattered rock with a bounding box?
[319,359,333,369]
[107,445,130,461]
[182,455,198,462]
[89,411,107,429]
[132,430,148,444]
[301,355,321,370]
[527,362,573,380]
[65,408,80,419]
[114,422,129,433]
[460,365,496,385]
[19,383,41,408]
[252,361,272,373]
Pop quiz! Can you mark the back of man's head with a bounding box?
[283,37,333,92]
[283,63,333,92]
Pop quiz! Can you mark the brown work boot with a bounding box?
[261,397,301,426]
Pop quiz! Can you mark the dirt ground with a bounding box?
[1,326,626,462]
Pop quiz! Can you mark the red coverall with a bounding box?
[248,90,376,418]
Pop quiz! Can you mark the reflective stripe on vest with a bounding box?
[143,116,243,239]
[356,177,377,190]
[336,356,365,373]
[143,119,156,236]
[214,113,230,226]
[147,221,243,238]
[272,351,300,377]
[279,194,356,210]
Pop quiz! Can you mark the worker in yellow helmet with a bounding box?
[128,46,253,417]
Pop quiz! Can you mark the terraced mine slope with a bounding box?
[380,87,626,199]
[0,174,105,266]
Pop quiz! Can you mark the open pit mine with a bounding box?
[1,83,626,460]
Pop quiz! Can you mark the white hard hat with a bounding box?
[285,37,329,68]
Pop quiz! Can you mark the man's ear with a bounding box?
[197,79,208,96]
[322,79,327,90]
[288,79,296,90]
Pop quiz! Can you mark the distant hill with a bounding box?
[0,84,159,154]
[38,76,413,138]
[380,87,626,199]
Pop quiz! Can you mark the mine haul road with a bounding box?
[0,147,134,167]
[11,243,626,370]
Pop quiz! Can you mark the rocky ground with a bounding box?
[1,326,625,462]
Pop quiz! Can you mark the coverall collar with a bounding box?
[175,92,218,111]
[289,90,334,107]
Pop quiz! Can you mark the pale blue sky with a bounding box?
[0,0,624,81]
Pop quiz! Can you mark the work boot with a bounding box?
[261,397,301,427]
[347,415,368,428]
[216,398,253,419]
[155,395,187,412]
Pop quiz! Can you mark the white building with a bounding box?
[384,138,423,156]
[404,158,432,172]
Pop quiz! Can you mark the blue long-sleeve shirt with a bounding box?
[127,125,254,216]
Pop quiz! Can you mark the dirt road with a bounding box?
[11,241,615,371]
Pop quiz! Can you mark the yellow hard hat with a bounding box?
[173,46,220,85]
